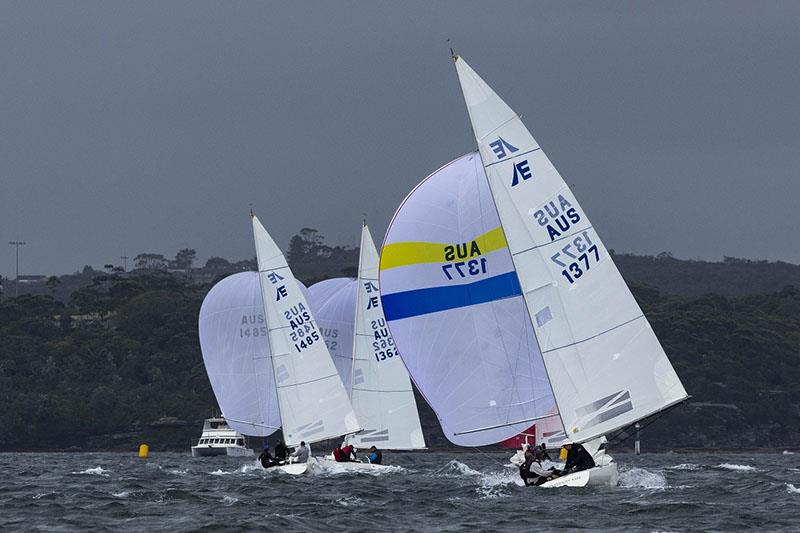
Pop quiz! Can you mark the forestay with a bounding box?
[251,215,360,446]
[198,272,280,437]
[379,153,557,447]
[453,56,688,443]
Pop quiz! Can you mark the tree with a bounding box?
[134,253,168,271]
[204,256,231,270]
[173,249,196,270]
[46,276,61,295]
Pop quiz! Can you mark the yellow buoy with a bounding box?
[138,443,149,458]
[559,447,568,461]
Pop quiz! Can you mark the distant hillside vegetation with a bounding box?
[0,230,798,451]
[615,252,800,298]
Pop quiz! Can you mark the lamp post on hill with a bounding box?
[8,240,26,298]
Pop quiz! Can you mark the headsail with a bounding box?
[453,56,688,443]
[309,226,426,449]
[198,272,280,437]
[252,214,360,446]
[379,153,557,446]
[352,224,426,449]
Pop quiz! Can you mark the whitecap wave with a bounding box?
[716,463,757,472]
[786,483,800,494]
[310,458,404,476]
[619,467,667,489]
[666,463,701,471]
[475,469,524,499]
[221,495,238,506]
[168,468,188,475]
[434,460,482,477]
[72,466,109,476]
[336,496,365,507]
[783,451,795,455]
[112,491,130,498]
[209,469,231,476]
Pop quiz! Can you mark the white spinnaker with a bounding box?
[251,215,360,446]
[351,225,426,449]
[379,153,557,447]
[198,272,280,437]
[307,277,356,391]
[453,56,688,443]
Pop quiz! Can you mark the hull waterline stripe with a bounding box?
[382,271,522,321]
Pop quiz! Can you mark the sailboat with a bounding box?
[380,55,688,487]
[250,213,361,473]
[307,224,426,468]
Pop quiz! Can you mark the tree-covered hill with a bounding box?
[614,252,800,298]
[1,230,799,452]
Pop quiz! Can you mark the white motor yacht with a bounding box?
[191,418,254,457]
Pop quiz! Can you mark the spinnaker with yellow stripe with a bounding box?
[379,152,557,447]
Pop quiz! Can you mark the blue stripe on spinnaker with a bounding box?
[382,272,522,321]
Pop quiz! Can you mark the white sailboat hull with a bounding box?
[273,462,309,475]
[539,463,618,488]
[317,456,393,471]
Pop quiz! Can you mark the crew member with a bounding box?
[561,440,595,475]
[291,441,310,463]
[274,439,289,462]
[520,453,557,486]
[539,443,553,462]
[367,446,382,465]
[341,443,357,462]
[258,444,278,469]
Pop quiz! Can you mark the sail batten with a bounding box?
[453,56,687,443]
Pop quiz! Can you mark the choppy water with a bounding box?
[2,451,799,531]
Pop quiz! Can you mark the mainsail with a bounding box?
[452,56,688,443]
[379,153,557,446]
[198,272,280,437]
[310,225,426,449]
[252,214,360,446]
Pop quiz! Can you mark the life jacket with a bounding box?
[332,447,346,462]
[341,445,353,461]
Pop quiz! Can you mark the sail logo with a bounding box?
[511,160,532,187]
[575,390,633,431]
[489,137,518,160]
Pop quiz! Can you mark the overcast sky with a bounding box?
[1,1,798,277]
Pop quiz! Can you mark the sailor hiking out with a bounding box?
[291,441,310,463]
[561,440,595,475]
[367,446,382,464]
[258,444,280,469]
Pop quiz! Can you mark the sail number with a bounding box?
[442,258,488,280]
[371,319,396,362]
[292,330,320,352]
[550,231,601,284]
[290,321,320,351]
